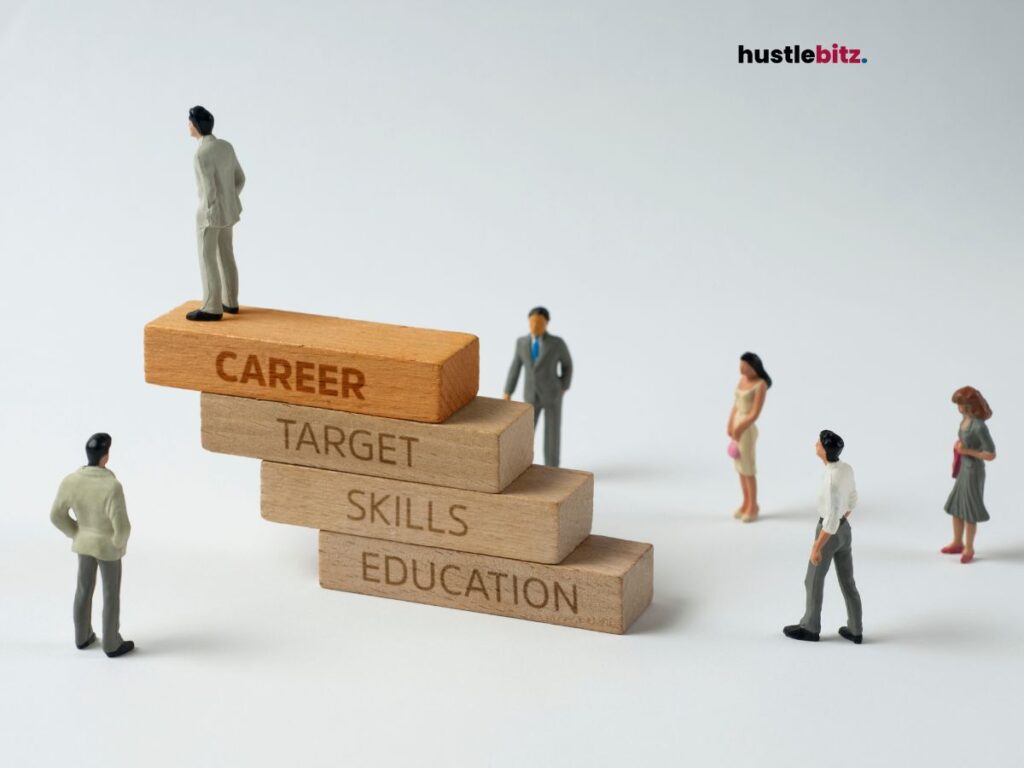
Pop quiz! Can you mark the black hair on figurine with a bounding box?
[740,351,772,388]
[188,105,215,136]
[86,433,112,466]
[528,306,550,321]
[819,430,844,463]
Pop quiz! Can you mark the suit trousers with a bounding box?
[197,222,238,314]
[800,520,863,635]
[74,555,124,653]
[533,397,562,468]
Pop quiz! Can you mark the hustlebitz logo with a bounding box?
[738,44,867,64]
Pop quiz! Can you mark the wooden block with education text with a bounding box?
[202,393,534,492]
[262,462,592,563]
[145,302,479,422]
[319,532,653,634]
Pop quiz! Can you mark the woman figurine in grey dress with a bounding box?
[942,386,997,564]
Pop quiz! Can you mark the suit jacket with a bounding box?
[50,467,131,561]
[195,134,245,228]
[504,333,573,405]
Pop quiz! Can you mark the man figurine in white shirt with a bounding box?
[784,430,864,644]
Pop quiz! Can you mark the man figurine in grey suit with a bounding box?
[503,307,573,467]
[187,105,245,321]
[784,430,864,645]
[50,433,135,657]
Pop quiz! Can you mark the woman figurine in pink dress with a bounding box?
[727,352,772,522]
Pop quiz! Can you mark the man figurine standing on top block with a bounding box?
[187,105,245,321]
[784,430,864,645]
[50,433,135,657]
[503,306,573,467]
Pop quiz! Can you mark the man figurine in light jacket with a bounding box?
[50,433,134,657]
[186,105,245,321]
[503,306,573,467]
[784,430,864,644]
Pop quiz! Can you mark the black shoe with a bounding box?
[76,632,96,650]
[105,640,135,658]
[186,309,223,321]
[839,626,863,644]
[222,305,239,314]
[783,625,820,642]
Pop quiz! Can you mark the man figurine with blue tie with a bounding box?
[503,307,573,467]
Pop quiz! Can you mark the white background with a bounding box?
[1,1,1021,766]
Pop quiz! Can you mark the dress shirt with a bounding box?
[818,460,857,535]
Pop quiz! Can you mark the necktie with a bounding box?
[531,337,540,362]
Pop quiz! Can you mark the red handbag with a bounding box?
[952,445,962,478]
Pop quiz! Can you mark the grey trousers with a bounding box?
[800,521,863,635]
[74,555,124,653]
[197,223,238,314]
[533,397,562,467]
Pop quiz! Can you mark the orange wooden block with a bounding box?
[144,301,479,422]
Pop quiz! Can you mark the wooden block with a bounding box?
[201,393,534,492]
[145,301,479,422]
[318,532,654,634]
[262,462,593,563]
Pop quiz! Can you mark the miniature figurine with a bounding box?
[941,386,996,564]
[49,433,134,657]
[503,307,573,467]
[727,352,771,522]
[784,430,863,644]
[187,105,246,321]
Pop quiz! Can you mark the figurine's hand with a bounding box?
[733,423,747,439]
[502,393,511,401]
[809,547,822,566]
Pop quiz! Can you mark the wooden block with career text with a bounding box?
[319,532,654,634]
[145,302,479,422]
[201,392,534,492]
[262,462,593,563]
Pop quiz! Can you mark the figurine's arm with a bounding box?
[726,404,737,438]
[811,476,844,564]
[503,344,523,400]
[49,482,78,539]
[108,484,131,552]
[234,157,246,194]
[558,342,573,392]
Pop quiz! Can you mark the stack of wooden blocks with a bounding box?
[144,301,653,633]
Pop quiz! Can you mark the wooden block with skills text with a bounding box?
[202,393,534,492]
[319,532,654,634]
[145,301,479,422]
[262,462,592,563]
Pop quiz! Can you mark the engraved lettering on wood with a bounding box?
[319,533,654,634]
[261,462,592,562]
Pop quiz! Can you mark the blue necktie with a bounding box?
[531,337,540,362]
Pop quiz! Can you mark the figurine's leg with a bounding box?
[746,475,759,517]
[197,225,224,314]
[74,555,97,647]
[98,559,124,654]
[799,526,837,634]
[964,522,977,555]
[833,526,863,636]
[217,225,239,309]
[950,516,965,547]
[543,398,561,467]
[533,401,543,426]
[735,475,750,517]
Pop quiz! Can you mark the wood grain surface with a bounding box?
[262,462,593,562]
[319,532,654,634]
[145,301,479,422]
[201,393,534,492]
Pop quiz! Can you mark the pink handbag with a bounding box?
[952,444,961,478]
[728,440,741,460]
